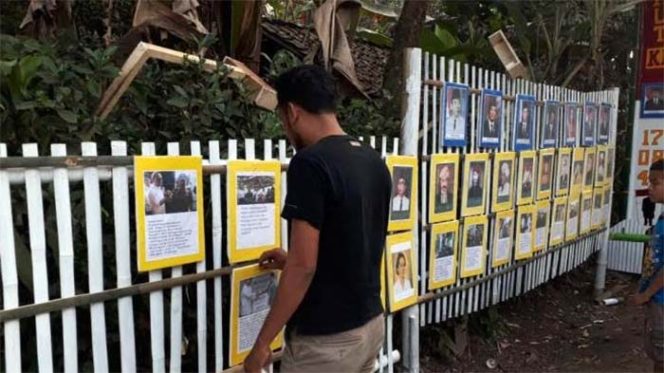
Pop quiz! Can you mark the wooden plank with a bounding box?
[51,144,79,373]
[23,143,54,373]
[110,141,137,373]
[191,141,207,373]
[279,140,289,252]
[167,142,184,373]
[209,140,224,372]
[0,143,21,373]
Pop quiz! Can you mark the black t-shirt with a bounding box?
[282,135,391,335]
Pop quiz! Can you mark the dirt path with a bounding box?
[421,261,652,372]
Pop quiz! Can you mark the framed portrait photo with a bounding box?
[583,147,596,193]
[570,147,585,197]
[227,160,282,264]
[535,200,550,252]
[564,102,579,147]
[514,94,536,151]
[492,210,514,268]
[386,231,418,312]
[461,153,490,217]
[602,187,611,227]
[441,82,470,147]
[515,204,535,260]
[429,153,460,223]
[460,215,488,278]
[605,147,615,184]
[386,155,418,232]
[479,89,503,148]
[592,188,604,230]
[582,102,597,146]
[641,83,664,118]
[541,101,560,148]
[580,191,593,234]
[555,148,572,197]
[565,198,580,241]
[492,152,516,212]
[428,220,459,290]
[598,103,611,144]
[516,151,537,206]
[536,149,555,201]
[134,156,205,272]
[550,197,567,246]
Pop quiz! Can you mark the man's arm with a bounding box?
[244,219,320,372]
[642,268,664,299]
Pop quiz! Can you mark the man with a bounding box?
[445,89,465,140]
[566,105,577,143]
[559,156,570,190]
[482,102,499,139]
[517,104,531,140]
[630,159,664,373]
[244,65,390,373]
[543,107,557,143]
[468,167,483,205]
[522,163,533,198]
[147,172,166,214]
[391,177,411,218]
[645,87,664,111]
[435,164,454,213]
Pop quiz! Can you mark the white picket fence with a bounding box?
[607,219,645,274]
[0,48,619,373]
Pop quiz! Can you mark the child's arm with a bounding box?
[631,268,664,305]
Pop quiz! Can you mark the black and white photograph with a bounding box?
[467,161,486,208]
[641,83,664,118]
[554,203,566,222]
[441,83,470,147]
[497,160,513,203]
[584,152,595,188]
[467,223,484,247]
[237,175,276,205]
[391,166,414,221]
[239,272,277,318]
[573,159,584,187]
[564,103,578,146]
[499,216,512,239]
[598,103,610,143]
[480,89,502,148]
[542,101,559,148]
[596,150,606,184]
[539,155,553,192]
[514,95,536,150]
[435,232,455,259]
[536,209,548,229]
[519,213,532,234]
[583,102,597,146]
[520,158,534,199]
[144,170,197,215]
[557,153,571,192]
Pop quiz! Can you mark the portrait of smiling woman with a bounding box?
[393,252,413,300]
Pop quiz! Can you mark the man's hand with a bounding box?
[259,248,287,270]
[628,292,650,306]
[244,342,271,373]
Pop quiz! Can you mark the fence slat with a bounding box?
[51,144,79,373]
[209,140,224,372]
[23,143,54,373]
[0,143,21,373]
[110,141,137,373]
[167,142,184,373]
[191,140,207,373]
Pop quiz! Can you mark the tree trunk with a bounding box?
[382,0,428,118]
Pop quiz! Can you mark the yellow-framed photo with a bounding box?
[592,188,604,230]
[429,153,460,223]
[492,210,514,267]
[605,147,615,184]
[134,156,205,272]
[227,160,282,264]
[602,187,611,228]
[583,146,596,193]
[565,197,580,241]
[516,151,536,206]
[580,191,593,234]
[386,155,418,232]
[537,149,555,200]
[515,204,535,260]
[555,148,572,197]
[492,152,516,212]
[461,153,490,217]
[386,231,418,312]
[570,148,585,197]
[595,145,607,187]
[460,215,488,278]
[229,264,283,366]
[535,200,550,252]
[550,197,567,246]
[428,221,459,290]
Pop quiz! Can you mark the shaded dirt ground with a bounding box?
[421,261,653,372]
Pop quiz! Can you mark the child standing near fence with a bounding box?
[630,159,664,372]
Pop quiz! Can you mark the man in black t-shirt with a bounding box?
[244,65,391,373]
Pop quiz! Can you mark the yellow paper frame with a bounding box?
[582,146,596,193]
[428,220,459,290]
[515,204,535,260]
[227,160,282,264]
[580,191,593,234]
[550,197,567,246]
[536,149,555,201]
[229,264,283,366]
[492,210,514,267]
[134,156,205,272]
[460,215,488,278]
[461,153,490,217]
[385,231,418,312]
[565,197,580,241]
[516,151,537,206]
[534,200,550,252]
[570,148,585,198]
[429,153,460,223]
[594,145,607,187]
[386,155,418,232]
[492,152,516,212]
[555,148,572,197]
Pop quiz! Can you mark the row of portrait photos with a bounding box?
[441,83,612,149]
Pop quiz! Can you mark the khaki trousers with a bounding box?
[280,315,385,373]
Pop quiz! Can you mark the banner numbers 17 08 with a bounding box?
[638,129,664,186]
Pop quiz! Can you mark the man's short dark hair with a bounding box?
[650,159,664,173]
[274,65,337,114]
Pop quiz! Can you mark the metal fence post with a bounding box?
[401,47,422,373]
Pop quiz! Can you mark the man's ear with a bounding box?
[286,103,300,127]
